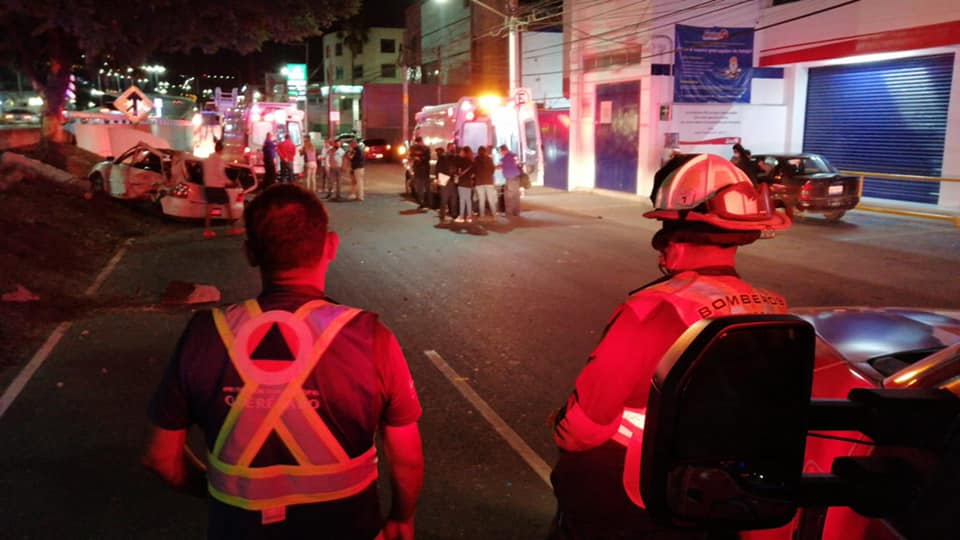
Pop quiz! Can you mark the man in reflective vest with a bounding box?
[549,154,792,539]
[143,184,424,540]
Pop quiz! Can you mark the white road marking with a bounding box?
[84,238,133,296]
[424,350,552,487]
[0,239,133,420]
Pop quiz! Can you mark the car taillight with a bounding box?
[236,192,244,203]
[386,144,391,151]
[800,181,813,200]
[171,183,191,198]
[243,146,251,154]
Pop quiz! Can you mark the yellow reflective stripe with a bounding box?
[208,468,378,510]
[294,299,330,320]
[292,392,351,463]
[245,299,263,317]
[212,308,257,457]
[212,302,362,469]
[209,445,377,477]
[273,417,311,465]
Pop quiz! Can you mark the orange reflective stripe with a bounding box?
[212,446,378,478]
[244,299,263,317]
[231,307,360,467]
[207,299,374,509]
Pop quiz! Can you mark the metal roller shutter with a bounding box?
[804,54,953,204]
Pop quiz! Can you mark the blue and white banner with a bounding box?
[674,25,755,103]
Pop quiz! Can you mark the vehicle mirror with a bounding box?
[641,315,815,531]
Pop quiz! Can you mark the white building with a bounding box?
[522,31,569,109]
[323,27,405,85]
[563,0,960,210]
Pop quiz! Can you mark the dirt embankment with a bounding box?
[0,142,165,375]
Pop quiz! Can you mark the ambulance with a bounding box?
[221,102,306,179]
[410,87,544,186]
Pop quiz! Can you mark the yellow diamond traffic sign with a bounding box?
[114,85,153,123]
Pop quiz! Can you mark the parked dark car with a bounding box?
[751,153,861,222]
[362,138,393,161]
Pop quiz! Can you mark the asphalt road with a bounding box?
[1,162,959,539]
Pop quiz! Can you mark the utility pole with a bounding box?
[304,40,310,131]
[402,64,409,144]
[436,45,442,104]
[507,0,520,93]
[327,63,335,139]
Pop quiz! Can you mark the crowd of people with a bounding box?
[260,133,366,201]
[411,136,527,224]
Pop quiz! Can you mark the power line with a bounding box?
[520,0,861,78]
[524,0,732,56]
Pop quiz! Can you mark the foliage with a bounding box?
[0,0,360,138]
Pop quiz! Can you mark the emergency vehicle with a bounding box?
[410,87,544,186]
[221,101,305,179]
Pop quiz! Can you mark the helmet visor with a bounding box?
[706,182,776,222]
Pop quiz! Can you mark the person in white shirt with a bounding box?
[324,140,346,200]
[202,140,242,238]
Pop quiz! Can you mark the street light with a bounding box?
[435,0,520,93]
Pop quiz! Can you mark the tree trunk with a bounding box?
[40,60,71,144]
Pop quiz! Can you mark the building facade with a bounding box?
[405,0,509,96]
[563,0,960,210]
[322,27,405,86]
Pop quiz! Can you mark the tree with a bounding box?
[0,0,359,144]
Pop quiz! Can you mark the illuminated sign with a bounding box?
[284,63,307,100]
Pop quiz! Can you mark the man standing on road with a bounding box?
[143,185,424,540]
[409,136,431,210]
[497,145,523,217]
[548,154,791,539]
[261,132,278,188]
[324,139,344,200]
[201,139,243,239]
[277,135,297,184]
[349,139,366,201]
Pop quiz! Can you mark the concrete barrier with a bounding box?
[0,127,41,150]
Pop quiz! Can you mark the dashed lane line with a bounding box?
[424,349,552,487]
[0,239,133,420]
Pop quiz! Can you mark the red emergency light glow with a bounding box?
[465,111,475,121]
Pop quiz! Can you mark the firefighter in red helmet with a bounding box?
[548,154,792,539]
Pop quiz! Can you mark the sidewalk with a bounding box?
[522,186,960,228]
[520,186,655,229]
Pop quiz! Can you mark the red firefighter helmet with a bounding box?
[644,154,790,231]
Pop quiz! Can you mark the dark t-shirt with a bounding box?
[149,284,421,539]
[350,148,365,170]
[455,156,475,188]
[473,155,495,186]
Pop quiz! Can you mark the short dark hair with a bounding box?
[243,184,329,272]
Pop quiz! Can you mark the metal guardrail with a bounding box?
[838,169,960,227]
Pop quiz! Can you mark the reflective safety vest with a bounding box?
[611,271,788,508]
[207,298,378,510]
